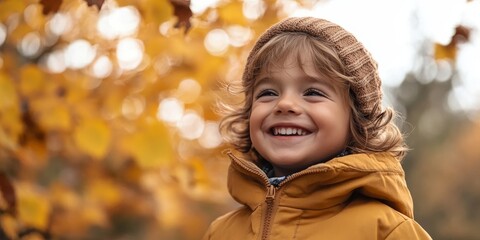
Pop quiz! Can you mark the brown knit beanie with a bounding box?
[243,17,382,117]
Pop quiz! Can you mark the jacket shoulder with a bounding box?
[203,206,253,240]
[385,219,432,240]
[343,197,430,239]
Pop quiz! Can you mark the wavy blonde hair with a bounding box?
[219,32,408,161]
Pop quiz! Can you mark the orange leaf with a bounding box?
[84,0,105,10]
[39,0,62,15]
[169,0,192,33]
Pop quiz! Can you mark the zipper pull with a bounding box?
[266,185,275,201]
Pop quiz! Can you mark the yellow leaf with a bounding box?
[434,43,456,60]
[124,122,173,169]
[141,0,173,25]
[17,183,51,230]
[20,65,46,97]
[144,36,168,59]
[218,2,248,25]
[0,72,18,111]
[73,118,111,159]
[0,1,25,21]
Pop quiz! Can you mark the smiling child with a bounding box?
[203,17,431,240]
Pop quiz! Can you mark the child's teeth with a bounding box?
[273,127,306,136]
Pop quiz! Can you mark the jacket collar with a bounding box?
[226,151,414,218]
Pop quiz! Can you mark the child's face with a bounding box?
[249,55,351,177]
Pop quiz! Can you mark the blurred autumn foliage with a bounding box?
[0,0,479,239]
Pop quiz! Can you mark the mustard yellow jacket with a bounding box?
[203,151,431,240]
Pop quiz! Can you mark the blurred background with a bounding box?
[0,0,479,239]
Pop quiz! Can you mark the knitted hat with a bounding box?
[243,17,382,117]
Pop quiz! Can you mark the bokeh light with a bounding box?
[176,78,202,104]
[417,0,464,45]
[227,25,252,47]
[242,0,266,21]
[64,39,96,69]
[177,111,205,140]
[46,13,72,36]
[198,121,222,149]
[153,55,172,76]
[157,98,184,124]
[122,96,145,120]
[23,4,42,29]
[191,0,220,14]
[204,29,229,56]
[43,49,66,73]
[18,32,42,57]
[116,37,144,71]
[435,60,452,82]
[0,23,6,46]
[97,6,140,40]
[92,56,113,78]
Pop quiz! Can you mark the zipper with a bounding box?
[227,151,331,240]
[262,185,276,240]
[227,150,331,188]
[226,152,276,240]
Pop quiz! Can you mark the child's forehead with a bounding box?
[257,53,334,83]
[253,52,349,94]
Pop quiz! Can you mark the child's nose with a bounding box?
[274,94,301,115]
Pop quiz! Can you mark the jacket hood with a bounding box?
[227,151,414,218]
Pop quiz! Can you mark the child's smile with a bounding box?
[268,124,313,143]
[249,54,351,177]
[271,126,309,136]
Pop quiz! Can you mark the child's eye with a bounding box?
[304,88,325,97]
[256,89,277,99]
